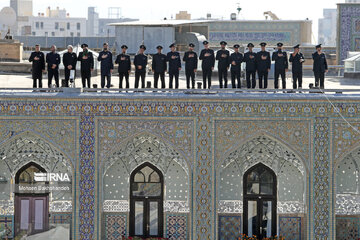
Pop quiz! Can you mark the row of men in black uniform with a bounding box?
[29,41,329,89]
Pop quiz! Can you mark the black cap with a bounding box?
[203,40,209,45]
[233,44,240,48]
[277,42,283,47]
[260,42,267,47]
[293,44,300,49]
[81,43,88,48]
[220,41,227,45]
[103,42,109,46]
[169,43,176,48]
[316,44,322,49]
[189,43,195,47]
[247,43,254,47]
[121,45,128,49]
[139,45,146,50]
[156,45,163,49]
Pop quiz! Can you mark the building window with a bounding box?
[60,28,64,32]
[45,32,48,36]
[51,32,55,37]
[32,32,36,36]
[130,163,164,238]
[70,32,74,37]
[40,22,44,29]
[243,163,277,239]
[77,32,80,37]
[67,22,70,30]
[77,22,81,30]
[35,22,39,29]
[55,22,59,30]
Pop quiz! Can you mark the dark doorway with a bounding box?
[14,162,49,236]
[129,163,164,238]
[243,163,277,239]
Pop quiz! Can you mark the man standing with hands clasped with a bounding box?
[98,42,114,89]
[199,40,215,89]
[166,43,182,89]
[216,41,230,88]
[29,44,45,89]
[63,45,77,87]
[230,44,243,89]
[152,45,167,89]
[134,45,148,89]
[256,42,271,89]
[272,42,288,90]
[115,45,131,89]
[289,44,305,90]
[312,44,328,89]
[243,43,257,89]
[183,43,198,89]
[77,43,94,88]
[46,45,61,88]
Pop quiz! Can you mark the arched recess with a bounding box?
[100,132,191,238]
[217,134,308,238]
[334,146,360,240]
[0,132,74,238]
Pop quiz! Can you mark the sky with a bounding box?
[0,0,346,40]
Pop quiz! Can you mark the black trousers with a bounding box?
[101,74,111,88]
[274,69,286,89]
[154,72,165,89]
[185,70,195,89]
[231,70,241,88]
[64,69,75,87]
[246,71,256,89]
[258,71,268,89]
[135,71,146,88]
[218,69,228,88]
[292,72,303,89]
[202,69,212,89]
[48,69,59,88]
[314,72,325,89]
[119,72,129,89]
[81,71,91,88]
[169,72,179,89]
[32,72,43,88]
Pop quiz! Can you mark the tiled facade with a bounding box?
[0,93,359,239]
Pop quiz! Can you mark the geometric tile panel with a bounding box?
[218,215,241,240]
[279,217,301,240]
[336,217,360,240]
[105,214,127,240]
[166,214,187,240]
[50,213,72,224]
[0,215,13,239]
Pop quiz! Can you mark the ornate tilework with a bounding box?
[279,217,301,240]
[105,214,127,240]
[218,215,241,240]
[336,216,360,240]
[50,213,72,224]
[0,216,13,239]
[166,214,187,240]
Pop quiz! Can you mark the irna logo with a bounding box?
[34,173,71,182]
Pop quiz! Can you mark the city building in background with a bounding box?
[318,9,337,46]
[10,0,32,17]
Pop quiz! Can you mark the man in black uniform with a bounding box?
[166,43,182,89]
[115,45,131,89]
[98,42,114,89]
[152,45,167,89]
[216,41,230,88]
[183,43,198,89]
[230,44,243,89]
[77,43,94,88]
[63,45,77,87]
[29,44,45,88]
[243,43,257,88]
[272,43,288,89]
[199,41,215,89]
[256,42,271,89]
[134,45,148,89]
[312,44,328,89]
[289,44,305,90]
[46,45,61,88]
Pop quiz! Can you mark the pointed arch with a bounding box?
[15,161,47,184]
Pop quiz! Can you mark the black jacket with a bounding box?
[272,50,289,70]
[312,52,328,73]
[29,51,45,78]
[166,51,182,73]
[134,54,148,73]
[115,53,131,73]
[289,52,305,73]
[152,53,167,73]
[199,48,215,70]
[46,52,61,70]
[216,49,230,70]
[63,52,77,70]
[78,51,94,72]
[256,51,271,72]
[98,51,114,76]
[230,52,244,72]
[243,51,257,72]
[183,51,198,71]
